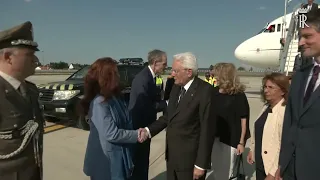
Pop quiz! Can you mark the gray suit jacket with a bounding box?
[279,64,320,179]
[293,55,314,72]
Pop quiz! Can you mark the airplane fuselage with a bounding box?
[234,12,293,69]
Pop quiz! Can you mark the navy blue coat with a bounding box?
[128,66,166,129]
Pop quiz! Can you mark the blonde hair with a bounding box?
[214,63,245,94]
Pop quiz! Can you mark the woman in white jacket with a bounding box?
[247,73,289,180]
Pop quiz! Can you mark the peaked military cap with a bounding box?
[0,21,39,51]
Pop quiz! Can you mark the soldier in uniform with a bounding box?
[0,21,45,180]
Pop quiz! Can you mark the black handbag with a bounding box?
[229,154,246,180]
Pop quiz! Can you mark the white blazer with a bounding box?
[249,98,286,176]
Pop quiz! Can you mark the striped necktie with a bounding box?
[178,87,186,103]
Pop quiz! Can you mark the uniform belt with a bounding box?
[0,120,39,160]
[0,121,33,139]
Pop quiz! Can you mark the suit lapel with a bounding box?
[297,66,312,117]
[301,85,320,115]
[169,78,199,122]
[167,85,180,122]
[171,85,180,108]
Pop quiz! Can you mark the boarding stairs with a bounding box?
[279,7,301,75]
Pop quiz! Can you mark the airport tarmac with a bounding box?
[26,74,263,90]
[27,74,265,180]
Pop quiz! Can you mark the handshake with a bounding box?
[137,128,149,143]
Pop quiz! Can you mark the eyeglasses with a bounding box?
[171,68,188,74]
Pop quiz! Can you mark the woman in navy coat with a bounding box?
[80,58,140,180]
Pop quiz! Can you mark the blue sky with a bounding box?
[1,0,303,68]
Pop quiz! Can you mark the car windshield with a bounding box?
[118,66,144,87]
[68,66,90,79]
[67,65,143,87]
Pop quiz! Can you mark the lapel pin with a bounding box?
[191,94,193,96]
[5,89,8,93]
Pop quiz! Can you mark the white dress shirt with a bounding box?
[148,65,156,79]
[307,4,312,12]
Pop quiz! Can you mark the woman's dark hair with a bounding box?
[80,57,121,115]
[260,72,289,105]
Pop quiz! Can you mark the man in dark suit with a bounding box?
[302,0,318,12]
[0,22,45,180]
[139,52,216,180]
[128,49,167,180]
[293,52,314,72]
[275,9,320,180]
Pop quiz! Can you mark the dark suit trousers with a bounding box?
[166,161,206,180]
[255,167,266,180]
[130,139,151,180]
[282,157,297,180]
[0,165,40,180]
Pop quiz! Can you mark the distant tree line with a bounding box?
[47,61,89,69]
[44,61,250,71]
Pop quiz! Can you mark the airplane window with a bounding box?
[277,24,281,32]
[258,22,269,34]
[264,24,275,33]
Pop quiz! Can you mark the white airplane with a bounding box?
[234,12,293,69]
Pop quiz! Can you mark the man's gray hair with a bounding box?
[148,49,166,64]
[0,48,14,56]
[0,48,16,55]
[173,52,198,75]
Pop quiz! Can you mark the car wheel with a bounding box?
[73,98,90,131]
[77,114,90,131]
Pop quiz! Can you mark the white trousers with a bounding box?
[206,138,238,180]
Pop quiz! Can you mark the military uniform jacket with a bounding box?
[0,75,44,174]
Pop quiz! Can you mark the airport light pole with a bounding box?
[41,50,45,65]
[282,0,286,38]
[282,0,290,39]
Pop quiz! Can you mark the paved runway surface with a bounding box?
[28,74,264,180]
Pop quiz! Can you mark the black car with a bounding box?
[37,58,145,130]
